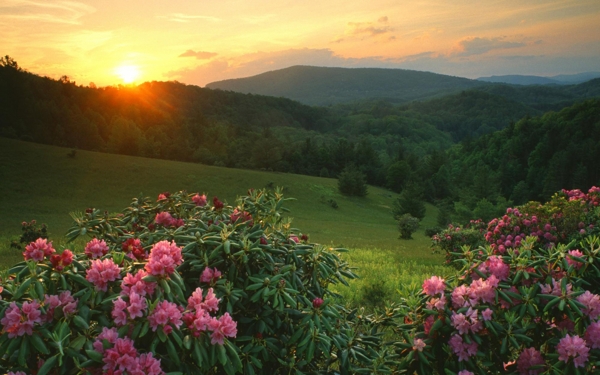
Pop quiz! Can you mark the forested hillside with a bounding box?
[2,58,600,215]
[206,65,485,106]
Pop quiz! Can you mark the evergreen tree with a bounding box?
[337,165,368,197]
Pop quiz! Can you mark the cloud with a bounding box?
[456,37,526,56]
[158,13,220,23]
[179,50,218,59]
[0,0,95,25]
[346,21,392,37]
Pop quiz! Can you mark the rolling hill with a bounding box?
[206,65,486,106]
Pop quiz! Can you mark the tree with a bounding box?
[397,214,419,239]
[392,185,426,220]
[338,165,368,197]
[386,160,411,192]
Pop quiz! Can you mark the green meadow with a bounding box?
[0,137,448,303]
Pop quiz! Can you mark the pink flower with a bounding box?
[93,327,119,354]
[477,256,510,281]
[230,208,253,225]
[1,301,42,338]
[576,291,600,319]
[86,258,122,291]
[452,285,470,308]
[200,267,222,283]
[517,347,545,375]
[208,312,237,345]
[423,316,434,335]
[422,276,445,296]
[557,334,589,368]
[23,238,55,261]
[313,297,324,309]
[192,194,207,206]
[289,235,300,243]
[213,196,224,210]
[412,338,426,352]
[44,291,77,320]
[85,238,109,259]
[585,321,600,349]
[187,287,220,313]
[482,308,493,321]
[8,372,27,375]
[567,249,585,270]
[458,371,474,375]
[121,269,156,297]
[144,240,183,277]
[426,295,447,311]
[155,212,174,227]
[50,249,73,271]
[137,352,164,375]
[122,238,146,260]
[148,300,182,333]
[448,334,478,361]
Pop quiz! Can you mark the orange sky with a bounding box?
[1,0,599,86]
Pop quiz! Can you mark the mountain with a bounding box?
[206,65,486,106]
[477,72,600,86]
[477,75,561,85]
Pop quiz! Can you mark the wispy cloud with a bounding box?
[346,15,393,38]
[179,50,218,59]
[0,0,95,25]
[158,13,219,23]
[455,37,526,56]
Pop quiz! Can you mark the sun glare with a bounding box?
[115,65,140,84]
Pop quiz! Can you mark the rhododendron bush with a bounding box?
[397,187,600,374]
[0,188,390,374]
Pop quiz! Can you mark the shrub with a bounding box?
[19,220,48,247]
[424,227,443,238]
[398,214,419,239]
[0,188,391,374]
[338,166,368,197]
[394,187,600,374]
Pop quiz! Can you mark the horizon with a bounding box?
[2,0,599,87]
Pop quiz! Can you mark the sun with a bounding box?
[115,65,140,84]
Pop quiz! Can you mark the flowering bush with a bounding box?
[397,187,600,374]
[0,188,387,374]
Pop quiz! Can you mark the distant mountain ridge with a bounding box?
[206,65,486,106]
[477,72,600,86]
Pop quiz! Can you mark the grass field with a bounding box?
[0,137,448,302]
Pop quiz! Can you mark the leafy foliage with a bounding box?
[397,187,600,374]
[0,189,396,374]
[397,214,419,240]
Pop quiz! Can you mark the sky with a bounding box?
[1,0,599,87]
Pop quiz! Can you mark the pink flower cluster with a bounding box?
[93,329,163,375]
[451,275,499,308]
[85,238,110,259]
[144,240,183,277]
[154,212,184,228]
[121,270,156,297]
[113,292,147,326]
[457,371,474,375]
[1,301,42,338]
[50,249,73,271]
[230,208,253,225]
[122,238,147,260]
[576,291,600,319]
[183,287,237,344]
[448,334,478,361]
[540,279,573,297]
[200,267,222,283]
[422,276,445,296]
[451,308,482,335]
[517,347,544,375]
[566,249,585,270]
[192,194,207,206]
[585,321,600,349]
[23,238,55,262]
[412,338,426,352]
[7,372,27,375]
[476,255,509,281]
[562,186,600,206]
[148,300,183,335]
[44,291,77,320]
[86,258,122,291]
[557,334,589,368]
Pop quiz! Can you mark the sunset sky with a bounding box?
[1,0,599,87]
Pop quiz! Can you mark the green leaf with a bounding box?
[217,343,227,365]
[30,333,50,354]
[86,349,103,362]
[37,354,58,375]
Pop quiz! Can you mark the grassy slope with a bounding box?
[0,137,445,270]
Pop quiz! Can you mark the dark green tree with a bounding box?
[397,214,419,239]
[337,165,368,197]
[392,185,426,220]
